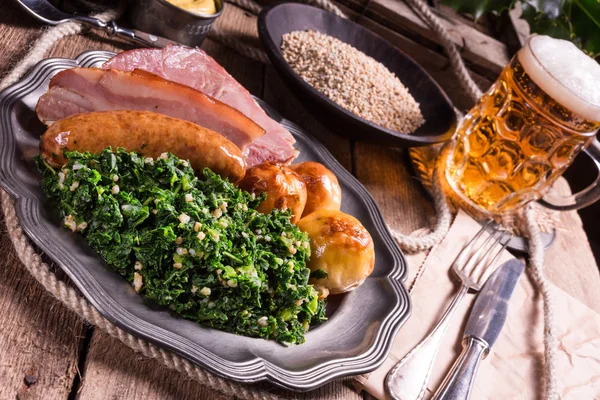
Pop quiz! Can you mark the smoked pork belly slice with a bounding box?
[35,68,265,152]
[103,46,299,166]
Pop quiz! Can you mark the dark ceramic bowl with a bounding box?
[258,3,457,147]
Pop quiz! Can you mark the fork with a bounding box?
[386,223,510,400]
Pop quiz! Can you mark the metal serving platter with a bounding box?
[0,51,410,391]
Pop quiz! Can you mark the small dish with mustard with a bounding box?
[127,0,224,46]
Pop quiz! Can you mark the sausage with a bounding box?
[40,110,246,183]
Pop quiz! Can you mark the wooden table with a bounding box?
[2,3,600,399]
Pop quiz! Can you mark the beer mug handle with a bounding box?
[540,139,600,211]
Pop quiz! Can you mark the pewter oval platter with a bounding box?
[0,51,410,391]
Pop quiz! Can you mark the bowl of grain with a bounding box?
[257,3,457,147]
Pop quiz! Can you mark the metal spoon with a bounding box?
[15,0,177,48]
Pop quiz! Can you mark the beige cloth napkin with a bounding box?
[355,210,600,399]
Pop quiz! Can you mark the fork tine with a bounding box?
[471,230,511,283]
[452,220,492,268]
[462,227,503,273]
[484,230,512,269]
[490,230,511,262]
[469,229,504,270]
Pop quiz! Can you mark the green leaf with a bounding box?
[523,0,564,18]
[570,0,600,56]
[521,1,572,41]
[521,0,600,56]
[310,268,328,280]
[442,0,600,57]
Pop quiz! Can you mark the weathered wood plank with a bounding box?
[351,10,491,111]
[0,5,45,71]
[0,6,88,400]
[347,0,510,79]
[434,4,494,36]
[215,2,264,51]
[353,144,435,235]
[0,211,86,400]
[76,330,231,400]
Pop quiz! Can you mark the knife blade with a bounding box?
[432,258,525,400]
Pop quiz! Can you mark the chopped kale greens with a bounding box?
[310,268,328,280]
[37,148,326,345]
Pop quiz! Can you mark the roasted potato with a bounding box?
[296,209,375,294]
[290,162,342,217]
[238,162,307,223]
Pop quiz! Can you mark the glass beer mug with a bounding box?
[445,35,600,215]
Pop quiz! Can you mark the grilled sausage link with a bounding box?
[40,110,246,183]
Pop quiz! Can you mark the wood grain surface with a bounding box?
[1,2,599,400]
[338,0,510,79]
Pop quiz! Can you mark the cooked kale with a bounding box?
[310,268,328,280]
[37,148,326,345]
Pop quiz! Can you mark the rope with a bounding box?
[0,9,119,87]
[403,0,482,100]
[524,205,559,399]
[391,155,452,253]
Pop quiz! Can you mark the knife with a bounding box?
[432,258,524,400]
[15,0,177,49]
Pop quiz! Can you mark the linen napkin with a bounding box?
[355,210,600,399]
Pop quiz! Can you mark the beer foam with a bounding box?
[518,35,600,122]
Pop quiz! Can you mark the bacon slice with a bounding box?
[103,46,299,166]
[35,68,265,153]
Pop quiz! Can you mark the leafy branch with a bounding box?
[440,0,600,56]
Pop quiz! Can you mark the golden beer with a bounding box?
[446,35,600,215]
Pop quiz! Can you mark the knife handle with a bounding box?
[431,336,489,400]
[75,17,180,48]
[108,22,180,49]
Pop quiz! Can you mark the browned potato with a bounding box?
[297,209,375,294]
[290,162,342,217]
[238,162,307,223]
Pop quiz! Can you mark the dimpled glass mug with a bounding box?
[445,35,600,215]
